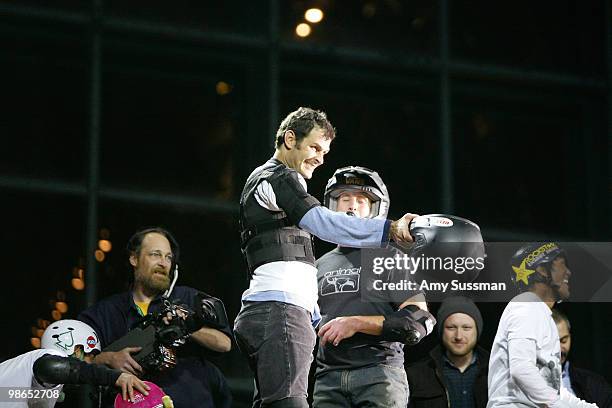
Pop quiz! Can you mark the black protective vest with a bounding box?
[240,158,320,277]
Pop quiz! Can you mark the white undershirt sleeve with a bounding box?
[508,339,597,408]
[508,337,560,406]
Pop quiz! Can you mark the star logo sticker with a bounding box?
[512,259,535,285]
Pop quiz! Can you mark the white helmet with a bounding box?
[41,319,101,356]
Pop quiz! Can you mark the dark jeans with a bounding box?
[313,365,409,408]
[234,301,316,408]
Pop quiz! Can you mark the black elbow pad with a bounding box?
[33,354,78,385]
[34,354,120,387]
[381,305,436,346]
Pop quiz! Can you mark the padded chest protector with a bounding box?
[240,159,320,276]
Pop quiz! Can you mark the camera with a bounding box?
[105,299,194,373]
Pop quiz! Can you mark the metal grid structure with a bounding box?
[0,1,610,405]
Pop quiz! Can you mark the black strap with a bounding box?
[240,217,292,247]
[244,231,315,276]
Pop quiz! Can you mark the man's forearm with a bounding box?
[398,293,427,311]
[347,315,385,336]
[328,294,428,338]
[190,327,231,352]
[508,338,559,405]
[299,206,388,247]
[93,351,112,366]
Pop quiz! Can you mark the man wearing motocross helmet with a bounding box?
[313,166,434,408]
[487,243,596,408]
[0,319,149,406]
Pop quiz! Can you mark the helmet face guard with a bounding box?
[324,166,390,219]
[41,319,101,356]
[408,214,485,284]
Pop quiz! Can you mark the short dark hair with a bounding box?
[126,227,180,276]
[551,308,571,331]
[125,227,180,290]
[275,107,336,148]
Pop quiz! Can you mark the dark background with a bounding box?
[1,1,611,406]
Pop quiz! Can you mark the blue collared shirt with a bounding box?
[562,361,576,395]
[442,351,479,408]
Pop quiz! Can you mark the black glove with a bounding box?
[382,305,436,346]
[182,293,224,333]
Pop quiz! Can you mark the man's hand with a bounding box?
[115,372,150,402]
[318,317,359,347]
[162,309,187,325]
[390,213,419,243]
[95,347,143,375]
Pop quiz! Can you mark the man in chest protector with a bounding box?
[234,107,420,408]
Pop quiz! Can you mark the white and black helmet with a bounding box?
[324,166,390,219]
[41,319,101,356]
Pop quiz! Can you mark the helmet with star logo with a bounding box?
[510,242,566,292]
[41,319,101,356]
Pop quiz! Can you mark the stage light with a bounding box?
[305,8,323,23]
[296,23,311,38]
[216,81,232,95]
[98,239,112,253]
[55,301,68,314]
[72,278,85,290]
[95,249,105,262]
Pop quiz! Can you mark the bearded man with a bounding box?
[79,227,233,408]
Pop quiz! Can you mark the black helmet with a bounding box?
[324,166,390,219]
[510,242,565,291]
[408,214,485,283]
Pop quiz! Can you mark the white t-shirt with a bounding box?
[487,291,562,407]
[0,349,65,408]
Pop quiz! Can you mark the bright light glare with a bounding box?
[98,239,112,253]
[72,278,85,290]
[95,250,105,262]
[55,301,68,314]
[216,81,231,95]
[296,23,312,38]
[305,8,324,23]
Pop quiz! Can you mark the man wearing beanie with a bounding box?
[406,296,489,408]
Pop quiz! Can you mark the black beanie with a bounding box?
[436,296,483,340]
